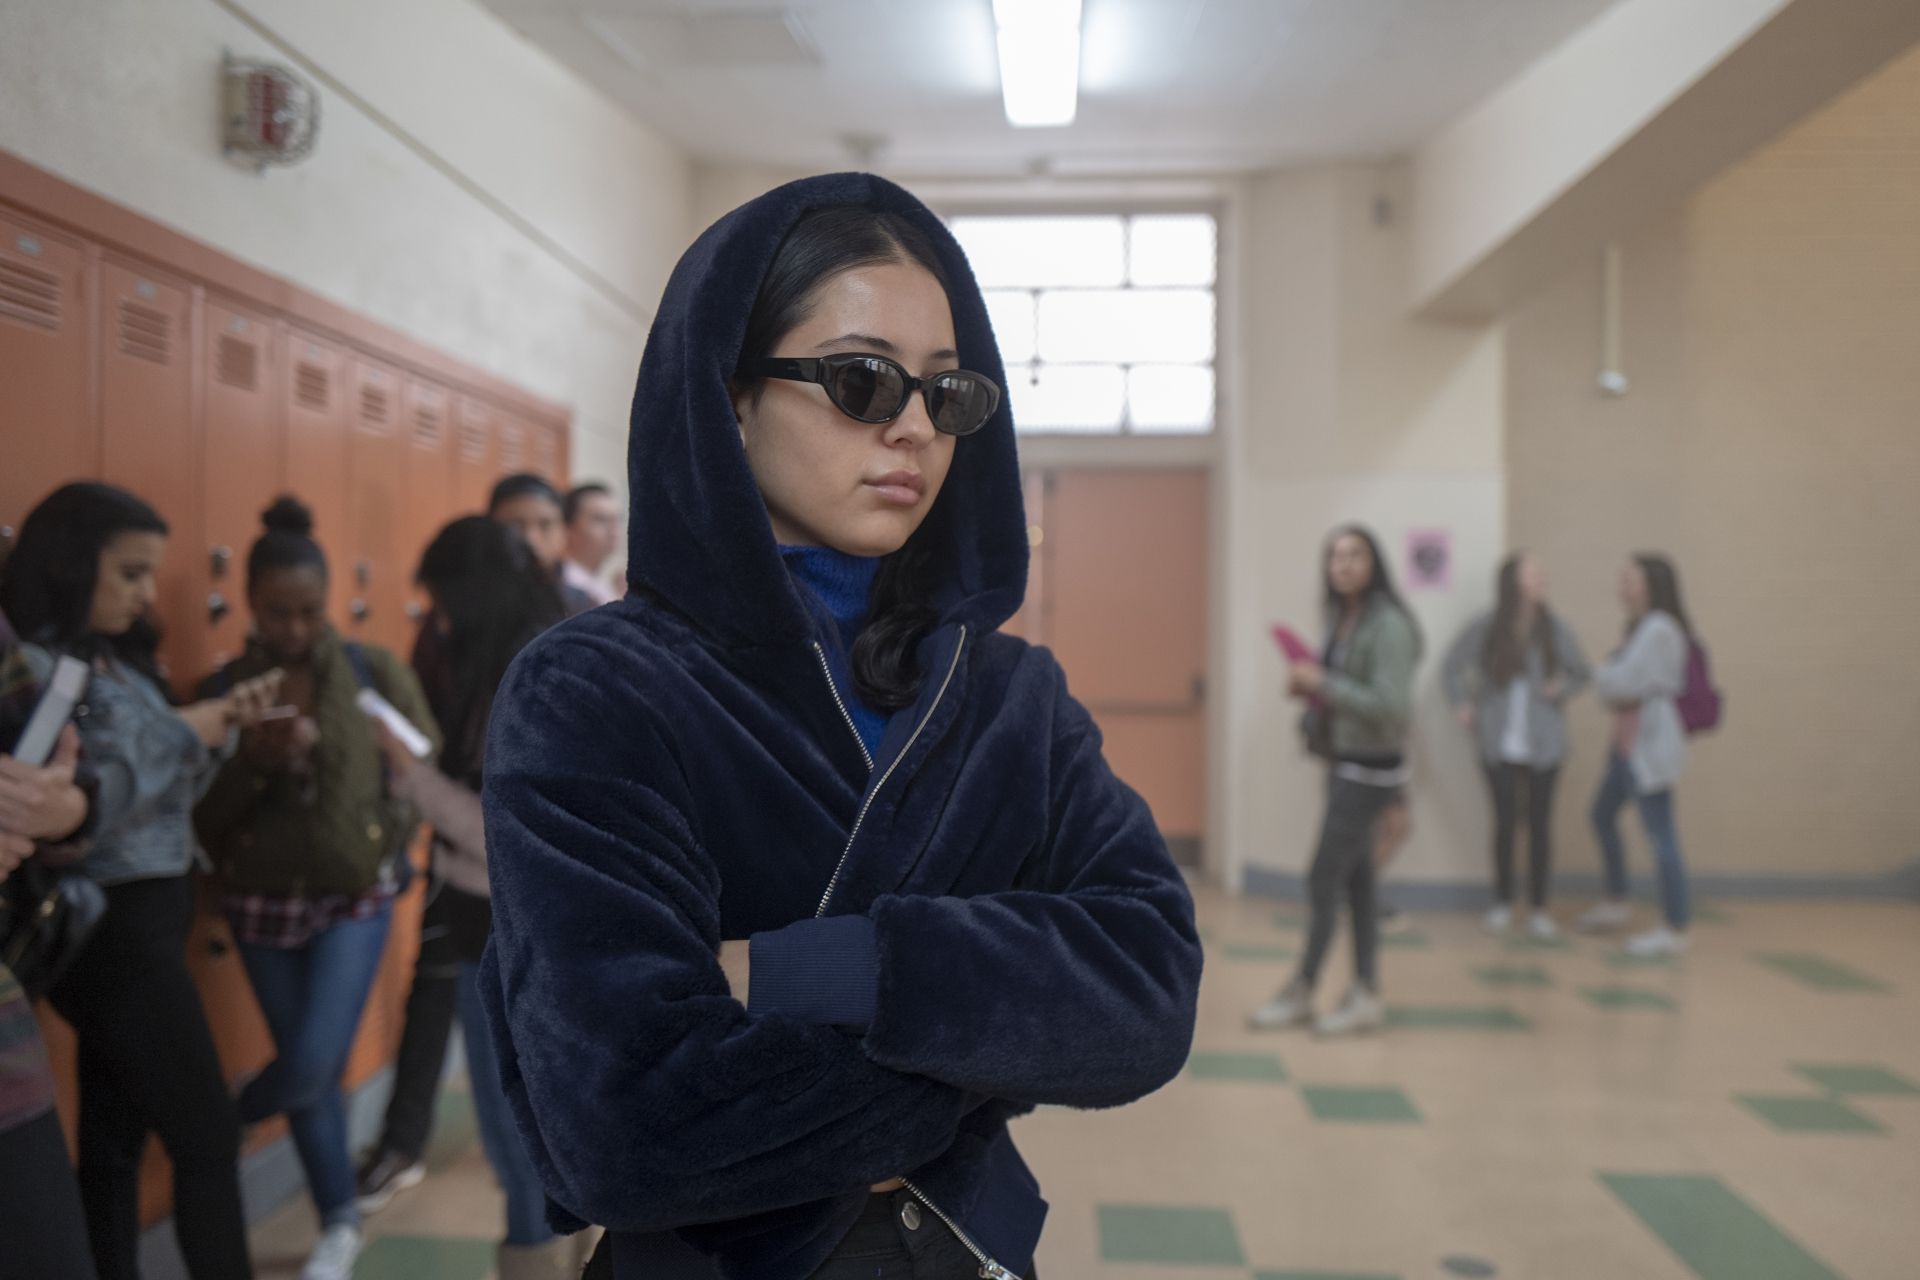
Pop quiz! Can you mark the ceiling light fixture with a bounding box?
[993,0,1082,128]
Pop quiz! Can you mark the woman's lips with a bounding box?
[865,471,925,506]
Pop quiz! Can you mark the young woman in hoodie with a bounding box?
[477,175,1203,1280]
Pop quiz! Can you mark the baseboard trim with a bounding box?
[1242,859,1920,908]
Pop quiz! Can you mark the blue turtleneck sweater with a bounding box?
[779,544,886,759]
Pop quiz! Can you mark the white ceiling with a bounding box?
[480,0,1628,178]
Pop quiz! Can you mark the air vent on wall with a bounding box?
[215,334,258,391]
[498,422,524,470]
[117,300,171,364]
[295,362,329,410]
[0,258,60,331]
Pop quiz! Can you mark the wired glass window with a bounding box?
[948,212,1216,435]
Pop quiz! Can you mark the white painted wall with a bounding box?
[0,0,694,491]
[1217,164,1507,896]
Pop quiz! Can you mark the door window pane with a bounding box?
[981,289,1037,365]
[1037,289,1215,365]
[1129,215,1217,286]
[1128,365,1215,433]
[949,216,1125,288]
[1005,363,1125,432]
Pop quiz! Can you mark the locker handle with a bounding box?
[350,598,370,623]
[210,545,232,579]
[356,560,372,587]
[208,592,230,626]
[404,601,425,622]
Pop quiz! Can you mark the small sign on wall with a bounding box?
[1405,528,1452,590]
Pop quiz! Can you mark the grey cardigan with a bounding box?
[1440,611,1591,768]
[23,646,231,887]
[1595,610,1690,793]
[1321,598,1422,759]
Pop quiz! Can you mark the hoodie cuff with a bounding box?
[747,915,880,1031]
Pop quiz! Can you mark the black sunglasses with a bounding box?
[750,354,1001,437]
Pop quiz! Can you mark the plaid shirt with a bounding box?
[222,881,396,950]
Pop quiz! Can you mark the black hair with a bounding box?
[488,473,563,516]
[1632,553,1693,638]
[1483,552,1557,685]
[733,205,954,713]
[563,482,612,526]
[1322,524,1422,647]
[0,482,171,688]
[415,516,565,784]
[246,495,327,592]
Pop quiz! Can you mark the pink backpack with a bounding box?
[1677,639,1723,736]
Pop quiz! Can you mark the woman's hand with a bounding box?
[242,715,320,772]
[179,699,237,747]
[0,726,86,851]
[226,670,287,729]
[371,719,418,780]
[1288,661,1325,698]
[717,940,751,1005]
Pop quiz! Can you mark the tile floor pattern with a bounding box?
[250,887,1920,1279]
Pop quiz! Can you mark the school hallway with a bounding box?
[247,882,1920,1280]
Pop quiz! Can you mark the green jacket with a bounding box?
[1321,598,1423,759]
[194,627,441,897]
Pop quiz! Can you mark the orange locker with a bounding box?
[400,376,455,609]
[98,255,202,690]
[201,297,282,670]
[451,395,498,512]
[0,212,96,540]
[282,328,354,625]
[496,411,528,479]
[346,357,409,652]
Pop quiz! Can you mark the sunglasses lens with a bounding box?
[927,372,999,436]
[827,358,906,422]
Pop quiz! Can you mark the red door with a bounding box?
[0,213,96,543]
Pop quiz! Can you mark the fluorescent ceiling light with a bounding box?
[994,0,1082,128]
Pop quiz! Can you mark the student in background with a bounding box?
[194,498,440,1280]
[369,516,571,1280]
[1441,552,1591,939]
[1,482,280,1280]
[1579,554,1697,957]
[489,474,595,617]
[1251,525,1422,1037]
[0,609,97,1280]
[562,482,622,607]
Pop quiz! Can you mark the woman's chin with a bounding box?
[826,513,922,559]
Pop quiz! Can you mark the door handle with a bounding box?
[350,598,370,623]
[210,545,232,579]
[208,592,230,625]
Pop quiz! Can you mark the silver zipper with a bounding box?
[812,626,968,919]
[812,641,875,773]
[899,1178,1021,1279]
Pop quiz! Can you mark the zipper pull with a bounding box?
[979,1266,1020,1280]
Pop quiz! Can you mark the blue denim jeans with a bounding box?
[456,960,554,1246]
[237,905,393,1228]
[1591,753,1691,929]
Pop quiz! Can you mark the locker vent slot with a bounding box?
[359,382,391,428]
[0,258,60,331]
[295,362,330,411]
[498,421,525,471]
[458,419,488,462]
[117,300,170,364]
[413,403,444,449]
[215,335,258,391]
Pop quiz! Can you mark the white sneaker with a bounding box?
[1528,911,1559,941]
[1248,980,1313,1031]
[1624,927,1689,958]
[1577,900,1632,933]
[302,1224,363,1280]
[1314,986,1385,1037]
[1484,905,1513,934]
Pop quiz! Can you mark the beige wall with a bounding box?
[1218,164,1507,895]
[0,0,694,489]
[1506,42,1920,886]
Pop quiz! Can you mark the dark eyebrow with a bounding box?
[815,333,961,362]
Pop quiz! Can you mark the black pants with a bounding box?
[377,884,458,1162]
[0,1108,99,1280]
[1297,776,1397,992]
[585,1193,1039,1280]
[1485,763,1559,908]
[47,875,252,1280]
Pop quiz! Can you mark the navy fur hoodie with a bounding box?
[477,172,1202,1280]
